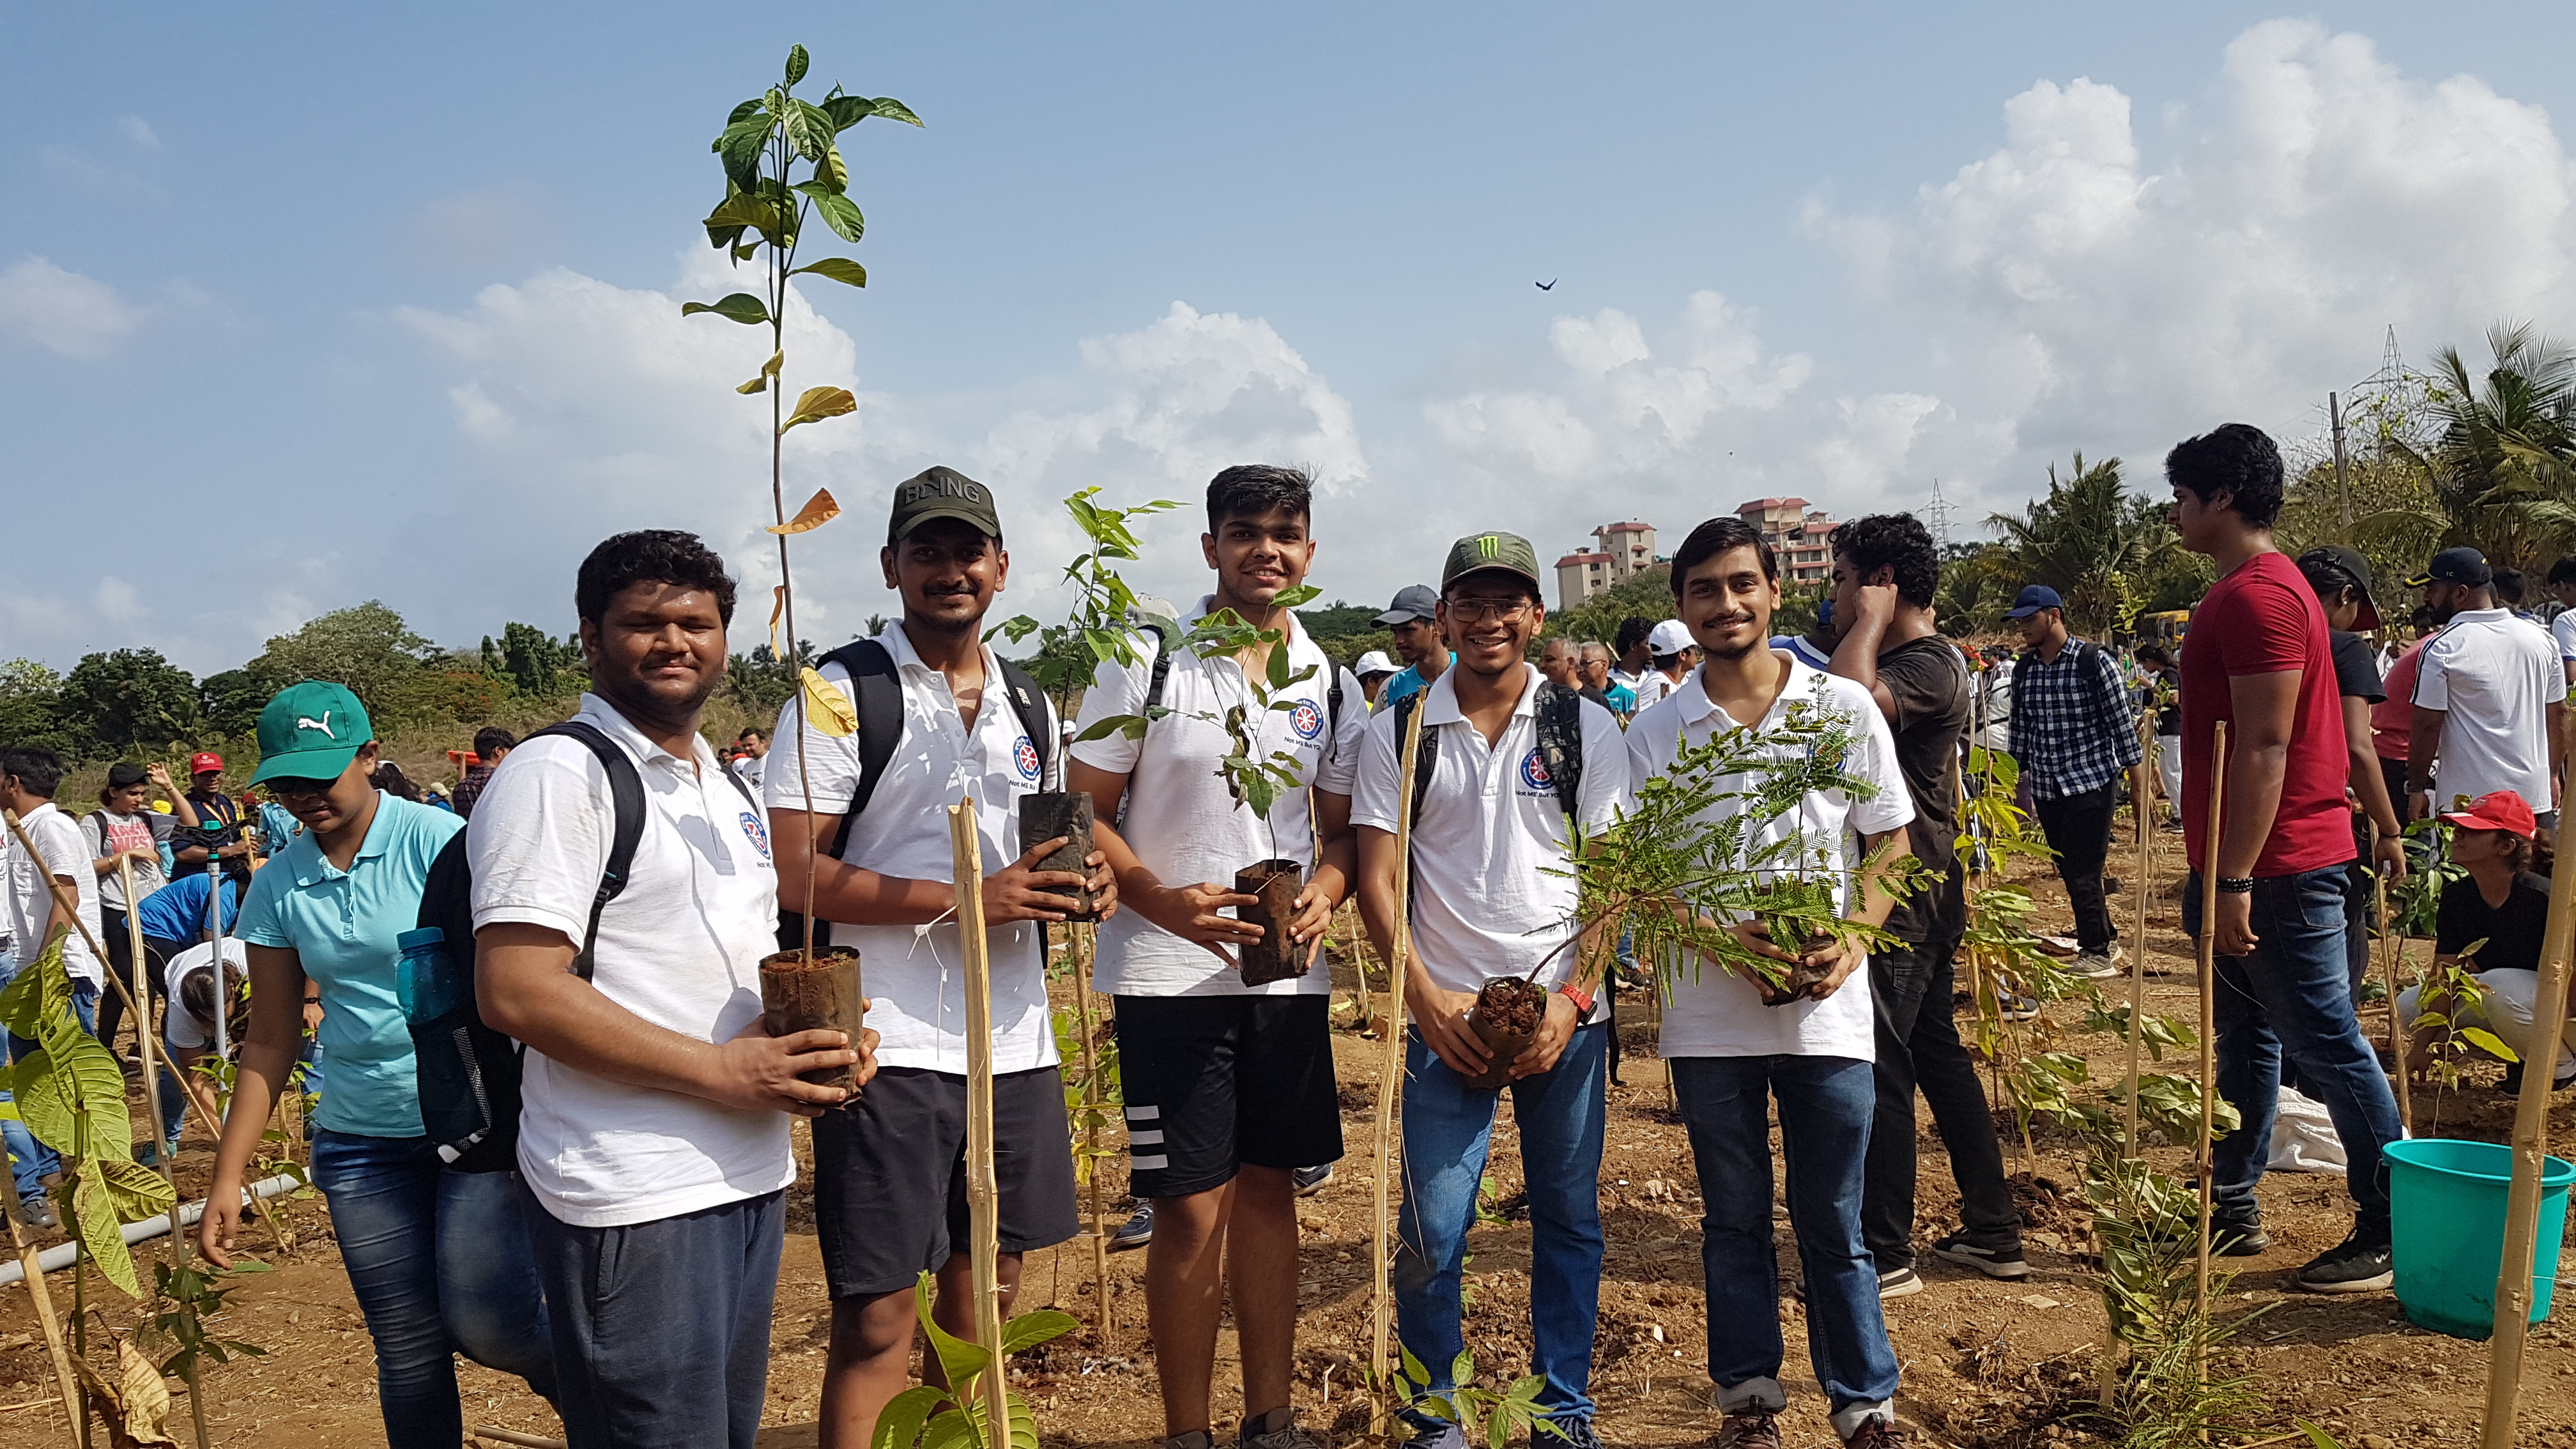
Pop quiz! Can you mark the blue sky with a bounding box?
[6,3,2575,673]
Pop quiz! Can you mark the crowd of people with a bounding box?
[0,424,2568,1449]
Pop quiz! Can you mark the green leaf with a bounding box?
[95,1155,176,1221]
[1449,1348,1475,1387]
[998,1307,1080,1354]
[72,1164,141,1297]
[727,97,765,126]
[2462,1027,2521,1063]
[1272,583,1322,610]
[915,1274,993,1393]
[868,95,925,127]
[717,116,772,188]
[1399,1344,1430,1392]
[705,192,783,240]
[19,1045,132,1156]
[870,1384,950,1449]
[787,98,839,161]
[2295,1420,2347,1449]
[797,185,866,243]
[785,43,809,86]
[792,257,869,289]
[822,95,878,131]
[811,141,850,194]
[919,1408,977,1449]
[1073,714,1147,744]
[680,293,770,325]
[732,240,761,261]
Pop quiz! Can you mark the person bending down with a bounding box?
[2398,791,2575,1093]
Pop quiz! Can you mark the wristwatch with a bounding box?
[1557,983,1597,1024]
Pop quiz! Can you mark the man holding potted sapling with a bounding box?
[1352,531,1630,1449]
[1627,516,1916,1449]
[765,470,1117,1449]
[1070,464,1369,1449]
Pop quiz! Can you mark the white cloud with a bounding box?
[119,116,159,150]
[91,578,144,625]
[0,257,144,358]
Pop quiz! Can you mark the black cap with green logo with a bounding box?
[1439,530,1544,592]
[887,465,1002,543]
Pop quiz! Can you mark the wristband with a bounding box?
[2216,877,2255,894]
[1556,983,1596,1024]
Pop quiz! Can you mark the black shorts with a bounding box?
[1112,993,1343,1200]
[811,1064,1080,1300]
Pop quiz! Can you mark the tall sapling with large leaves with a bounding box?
[684,43,919,1064]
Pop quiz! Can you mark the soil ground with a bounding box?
[1,816,2573,1446]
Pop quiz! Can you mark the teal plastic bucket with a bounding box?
[2386,1137,2576,1339]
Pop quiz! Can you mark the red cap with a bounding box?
[188,752,224,775]
[2441,790,2537,839]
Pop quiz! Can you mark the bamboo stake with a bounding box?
[2476,746,2576,1448]
[2123,745,2153,1154]
[1367,698,1429,1439]
[0,1141,82,1448]
[1071,922,1112,1347]
[2374,844,2412,1138]
[2193,723,2228,1404]
[117,862,179,1220]
[948,803,1011,1441]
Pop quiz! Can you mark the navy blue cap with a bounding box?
[2402,547,2492,590]
[2004,585,2064,620]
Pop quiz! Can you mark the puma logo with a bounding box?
[298,712,335,739]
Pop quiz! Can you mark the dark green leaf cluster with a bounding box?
[991,488,1184,704]
[1389,1346,1560,1449]
[868,1271,1078,1449]
[143,1257,273,1380]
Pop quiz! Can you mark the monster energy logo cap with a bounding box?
[1439,530,1543,592]
[887,464,1003,543]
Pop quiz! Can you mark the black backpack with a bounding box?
[774,638,1054,953]
[409,719,753,1169]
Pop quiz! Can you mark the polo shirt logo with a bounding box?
[739,811,772,863]
[1012,737,1041,782]
[1519,747,1553,793]
[1289,700,1324,741]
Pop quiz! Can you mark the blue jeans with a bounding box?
[2184,868,2402,1236]
[309,1130,557,1448]
[1674,1055,1897,1438]
[5,980,100,1190]
[1395,1022,1607,1425]
[520,1184,784,1449]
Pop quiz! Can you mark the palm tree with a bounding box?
[2361,322,2576,572]
[1986,454,2181,639]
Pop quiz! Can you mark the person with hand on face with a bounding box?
[1353,533,1631,1449]
[470,531,875,1449]
[2002,583,2140,980]
[1823,515,2025,1298]
[2295,546,2410,1001]
[766,470,1116,1449]
[1376,585,1452,710]
[2167,424,2403,1294]
[1068,466,1367,1449]
[2394,791,2573,1092]
[2406,546,2568,840]
[1627,517,1916,1449]
[197,682,558,1449]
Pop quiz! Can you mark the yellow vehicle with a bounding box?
[2138,610,2190,648]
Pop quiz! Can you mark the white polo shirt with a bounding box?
[163,937,249,1054]
[1349,668,1630,995]
[2414,608,2567,811]
[1625,656,1913,1061]
[469,695,792,1229]
[763,624,1059,1075]
[4,801,102,988]
[2553,610,2576,666]
[1071,598,1367,997]
[1630,670,1675,712]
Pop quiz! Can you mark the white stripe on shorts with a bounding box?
[1131,1154,1169,1170]
[1126,1105,1160,1121]
[1128,1129,1163,1146]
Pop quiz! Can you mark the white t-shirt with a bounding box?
[764,625,1060,1075]
[469,695,793,1229]
[1630,670,1674,712]
[81,809,171,910]
[162,938,249,1054]
[4,802,102,988]
[733,752,766,791]
[1625,656,1914,1061]
[1071,598,1368,997]
[1349,668,1632,994]
[2550,610,2576,668]
[2413,608,2568,811]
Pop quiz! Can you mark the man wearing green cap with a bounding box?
[1352,530,1629,1449]
[199,680,558,1448]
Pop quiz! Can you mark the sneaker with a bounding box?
[1292,1163,1335,1196]
[1110,1201,1154,1252]
[1876,1266,1924,1299]
[1715,1409,1782,1449]
[2071,951,2122,980]
[1931,1231,2030,1279]
[1404,1426,1464,1449]
[1843,1422,1910,1449]
[1542,1418,1600,1449]
[1165,1434,1215,1449]
[19,1198,55,1231]
[1239,1409,1324,1449]
[2211,1215,2271,1257]
[1998,993,2042,1022]
[2296,1230,2395,1293]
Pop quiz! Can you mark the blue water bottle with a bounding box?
[395,926,462,1023]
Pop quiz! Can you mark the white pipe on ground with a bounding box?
[0,1174,303,1287]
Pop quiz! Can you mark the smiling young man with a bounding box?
[1068,465,1367,1449]
[471,531,873,1448]
[2166,424,2403,1294]
[766,470,1112,1449]
[1627,516,1915,1449]
[1353,532,1630,1449]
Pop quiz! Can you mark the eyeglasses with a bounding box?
[266,776,339,800]
[1443,598,1533,624]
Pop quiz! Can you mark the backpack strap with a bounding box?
[1532,682,1586,820]
[1138,622,1174,717]
[806,640,906,861]
[519,721,645,983]
[994,656,1054,790]
[1394,691,1443,829]
[1325,668,1346,763]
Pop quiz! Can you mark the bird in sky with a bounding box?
[1535,279,1556,291]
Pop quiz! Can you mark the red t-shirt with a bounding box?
[2178,551,2356,876]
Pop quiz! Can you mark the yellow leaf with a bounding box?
[736,375,767,394]
[769,585,788,659]
[801,668,857,737]
[766,487,841,535]
[118,1338,178,1445]
[779,385,857,434]
[763,349,784,378]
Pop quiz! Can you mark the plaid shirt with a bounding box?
[2008,639,2141,799]
[452,763,496,820]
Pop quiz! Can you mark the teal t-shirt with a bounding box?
[236,793,462,1137]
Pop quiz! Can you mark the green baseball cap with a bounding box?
[887,465,1002,543]
[250,681,372,786]
[1439,530,1544,592]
